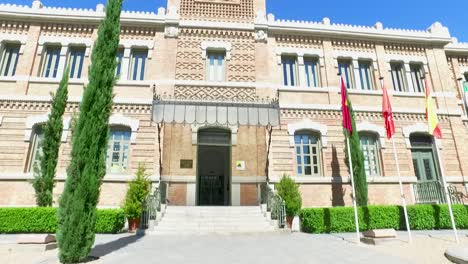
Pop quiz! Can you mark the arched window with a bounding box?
[106,127,131,174]
[27,125,44,172]
[294,131,321,176]
[359,133,381,176]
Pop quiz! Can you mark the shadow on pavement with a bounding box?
[90,233,145,258]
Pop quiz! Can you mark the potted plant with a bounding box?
[123,164,151,233]
[275,175,302,229]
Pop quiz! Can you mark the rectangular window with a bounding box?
[390,62,407,92]
[281,56,298,86]
[115,48,124,77]
[0,43,20,77]
[294,133,321,176]
[338,59,353,89]
[464,73,468,82]
[41,46,61,78]
[360,135,381,177]
[206,51,226,82]
[358,60,374,90]
[129,49,147,81]
[304,57,319,87]
[410,64,424,93]
[68,47,85,79]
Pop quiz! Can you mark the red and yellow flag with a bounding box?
[425,79,442,138]
[341,76,353,134]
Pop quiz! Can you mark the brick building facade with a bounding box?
[0,0,468,208]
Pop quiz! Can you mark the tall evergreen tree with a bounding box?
[31,68,69,207]
[344,96,368,206]
[57,0,122,262]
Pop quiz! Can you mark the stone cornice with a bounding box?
[262,16,452,45]
[0,2,171,26]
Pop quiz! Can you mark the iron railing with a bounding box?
[140,184,164,230]
[414,181,465,205]
[261,182,286,229]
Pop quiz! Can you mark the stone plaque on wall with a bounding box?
[180,160,193,169]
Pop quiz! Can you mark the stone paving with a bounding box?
[1,230,468,264]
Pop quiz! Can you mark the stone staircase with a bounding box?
[150,206,277,235]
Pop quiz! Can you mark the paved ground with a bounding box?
[1,230,467,264]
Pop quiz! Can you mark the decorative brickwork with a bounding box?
[384,43,426,56]
[0,21,29,34]
[179,0,254,21]
[275,35,323,49]
[174,85,256,101]
[40,23,94,38]
[332,40,375,53]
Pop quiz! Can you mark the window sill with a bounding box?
[29,77,87,85]
[392,91,425,97]
[116,80,153,86]
[278,86,329,93]
[346,89,383,95]
[0,76,20,82]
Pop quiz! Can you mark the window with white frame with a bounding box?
[106,127,131,173]
[358,60,374,90]
[40,45,61,78]
[360,133,381,177]
[338,59,354,88]
[390,62,407,92]
[206,51,226,82]
[294,132,321,176]
[129,49,147,81]
[0,43,20,77]
[304,57,320,87]
[410,63,424,93]
[28,126,44,172]
[68,46,85,79]
[115,48,124,78]
[282,56,298,86]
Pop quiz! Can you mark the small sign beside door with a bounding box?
[180,159,193,169]
[236,160,245,171]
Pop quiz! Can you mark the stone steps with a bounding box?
[150,206,278,235]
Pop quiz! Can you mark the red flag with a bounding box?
[341,76,353,134]
[382,81,395,139]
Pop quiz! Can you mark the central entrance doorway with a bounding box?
[197,128,231,206]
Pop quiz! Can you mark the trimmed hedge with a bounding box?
[0,208,125,234]
[300,204,468,233]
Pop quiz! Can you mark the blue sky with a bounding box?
[3,0,467,41]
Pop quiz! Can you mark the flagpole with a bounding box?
[339,73,360,244]
[346,132,361,244]
[457,78,467,117]
[380,78,412,243]
[423,78,459,243]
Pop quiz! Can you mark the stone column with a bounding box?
[352,59,360,89]
[404,63,414,92]
[121,47,131,81]
[56,46,68,79]
[297,55,306,87]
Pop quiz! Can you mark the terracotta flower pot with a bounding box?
[128,218,141,233]
[286,216,294,228]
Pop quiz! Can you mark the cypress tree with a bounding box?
[57,0,122,262]
[343,96,368,206]
[31,68,69,207]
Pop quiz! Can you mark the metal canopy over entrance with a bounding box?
[152,97,280,126]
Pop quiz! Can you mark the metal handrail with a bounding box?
[414,181,465,205]
[140,184,164,230]
[261,182,286,229]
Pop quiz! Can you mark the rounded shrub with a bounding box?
[275,175,302,217]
